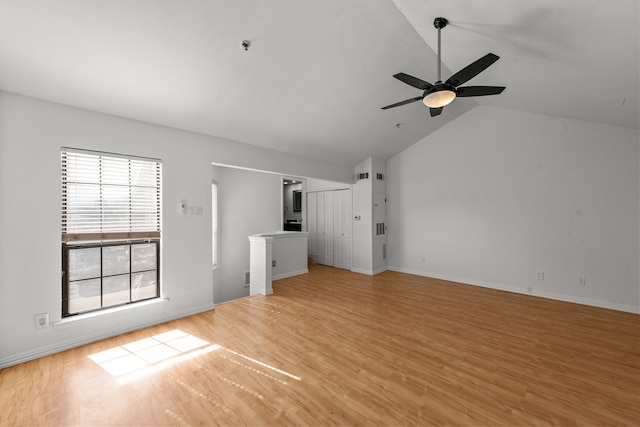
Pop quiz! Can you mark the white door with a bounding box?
[321,191,334,266]
[307,192,318,259]
[333,190,343,268]
[310,189,351,269]
[317,191,325,264]
[335,189,352,270]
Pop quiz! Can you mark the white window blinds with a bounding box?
[61,148,161,242]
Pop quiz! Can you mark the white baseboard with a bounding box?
[350,266,388,276]
[351,267,373,275]
[387,266,640,314]
[273,269,308,281]
[0,303,215,369]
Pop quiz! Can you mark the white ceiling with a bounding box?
[0,0,637,167]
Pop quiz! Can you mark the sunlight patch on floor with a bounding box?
[224,348,302,381]
[88,329,220,384]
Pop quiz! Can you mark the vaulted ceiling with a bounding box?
[0,0,637,167]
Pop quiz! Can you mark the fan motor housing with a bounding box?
[433,17,448,29]
[423,83,457,99]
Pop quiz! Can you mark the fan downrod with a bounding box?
[433,17,448,82]
[433,17,448,29]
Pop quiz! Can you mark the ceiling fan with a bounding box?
[382,17,505,117]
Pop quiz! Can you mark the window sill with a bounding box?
[53,297,169,329]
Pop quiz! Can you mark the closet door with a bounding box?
[317,191,325,264]
[334,189,352,270]
[320,191,334,266]
[333,191,342,268]
[307,192,318,258]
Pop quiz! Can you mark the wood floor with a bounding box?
[1,265,639,426]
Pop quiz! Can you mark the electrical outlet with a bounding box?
[578,277,586,286]
[536,271,544,281]
[35,313,49,329]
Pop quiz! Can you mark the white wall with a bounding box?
[352,158,373,274]
[269,232,309,280]
[0,91,352,367]
[214,166,282,303]
[387,106,640,313]
[307,177,351,192]
[371,157,387,274]
[352,157,388,275]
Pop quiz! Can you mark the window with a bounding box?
[61,148,161,317]
[62,241,159,314]
[211,182,218,267]
[293,190,302,213]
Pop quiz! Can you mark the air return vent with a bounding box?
[376,223,386,236]
[376,173,384,180]
[357,172,369,180]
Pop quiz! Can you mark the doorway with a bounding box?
[282,177,305,231]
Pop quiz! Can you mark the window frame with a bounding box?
[62,240,160,317]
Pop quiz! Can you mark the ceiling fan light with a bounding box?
[423,89,456,108]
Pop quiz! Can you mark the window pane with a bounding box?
[65,183,101,233]
[101,157,130,185]
[132,271,158,301]
[68,278,101,313]
[102,245,130,276]
[132,243,156,272]
[102,185,130,232]
[64,153,100,183]
[130,161,158,187]
[68,247,101,281]
[103,274,130,307]
[130,187,159,231]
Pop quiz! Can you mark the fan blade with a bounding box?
[430,107,443,117]
[445,53,500,87]
[381,96,423,110]
[393,73,433,90]
[456,86,505,97]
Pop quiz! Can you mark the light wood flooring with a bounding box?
[1,264,639,426]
